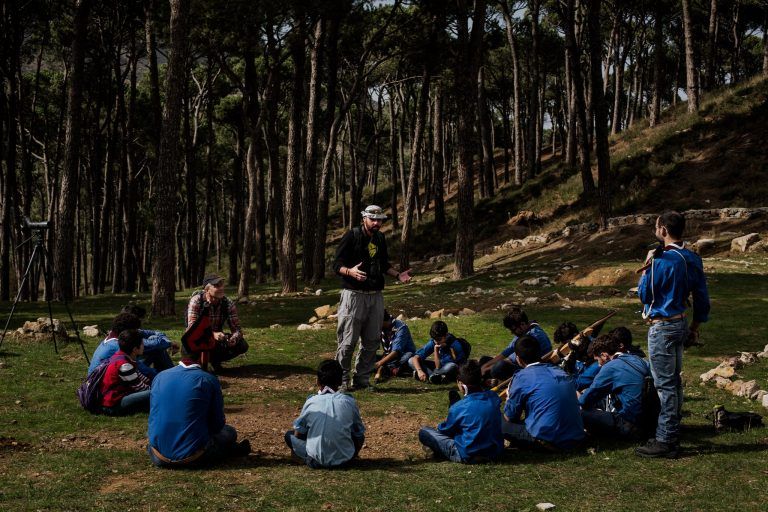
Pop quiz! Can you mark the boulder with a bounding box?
[726,379,744,393]
[430,309,445,319]
[739,352,758,365]
[82,325,100,338]
[459,308,476,316]
[430,276,448,284]
[713,376,731,390]
[535,504,556,511]
[723,356,744,369]
[524,297,539,306]
[314,304,336,319]
[730,233,760,252]
[315,289,323,296]
[748,239,768,253]
[297,324,314,331]
[269,324,281,329]
[237,296,249,304]
[521,276,550,286]
[763,394,768,409]
[751,390,768,402]
[737,380,760,398]
[308,316,318,324]
[700,364,736,382]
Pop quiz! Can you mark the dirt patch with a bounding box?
[99,473,145,495]
[559,266,638,287]
[0,436,31,452]
[52,431,147,452]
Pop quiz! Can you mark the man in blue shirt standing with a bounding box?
[418,360,503,463]
[503,336,585,451]
[480,308,552,382]
[635,211,710,459]
[147,350,250,467]
[285,360,366,469]
[579,335,651,439]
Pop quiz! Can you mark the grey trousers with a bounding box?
[336,289,384,386]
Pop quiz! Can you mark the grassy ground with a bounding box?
[1,247,768,512]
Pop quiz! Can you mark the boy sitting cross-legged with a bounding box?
[409,321,466,384]
[285,360,366,469]
[418,360,504,463]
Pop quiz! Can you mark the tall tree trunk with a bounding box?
[54,0,90,301]
[432,82,445,231]
[280,19,306,294]
[301,18,324,283]
[151,0,189,316]
[681,0,700,112]
[706,0,718,89]
[388,87,400,228]
[730,1,741,83]
[526,0,541,180]
[453,0,485,279]
[500,2,523,186]
[477,66,495,197]
[763,5,768,77]
[650,2,664,127]
[588,0,612,229]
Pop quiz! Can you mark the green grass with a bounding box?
[2,250,768,511]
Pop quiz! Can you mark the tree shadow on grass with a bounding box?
[216,363,315,380]
[214,455,434,471]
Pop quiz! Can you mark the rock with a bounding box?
[467,286,483,295]
[237,296,249,304]
[723,356,744,369]
[430,276,448,284]
[430,309,445,319]
[763,394,768,409]
[536,504,556,511]
[739,352,758,365]
[748,239,768,252]
[315,289,323,296]
[758,351,768,359]
[752,390,768,402]
[694,238,716,253]
[713,376,731,390]
[396,314,406,321]
[737,380,760,398]
[327,314,338,321]
[521,276,550,286]
[700,364,736,383]
[269,324,281,329]
[524,297,539,305]
[82,325,100,338]
[297,324,313,331]
[459,308,476,316]
[507,210,538,226]
[409,317,420,321]
[314,304,335,319]
[726,379,744,393]
[308,316,318,324]
[730,233,760,252]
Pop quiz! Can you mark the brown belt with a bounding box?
[648,313,686,324]
[150,445,206,466]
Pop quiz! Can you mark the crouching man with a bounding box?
[285,360,366,469]
[147,349,250,467]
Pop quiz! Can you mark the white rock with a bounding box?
[738,380,760,398]
[396,314,406,321]
[521,276,549,286]
[315,289,323,296]
[763,394,768,409]
[536,504,556,511]
[694,238,715,252]
[82,325,99,337]
[297,324,313,331]
[459,308,476,316]
[731,233,760,252]
[308,316,318,324]
[758,351,768,359]
[467,286,483,295]
[524,297,539,305]
[739,352,758,365]
[750,390,767,402]
[430,276,448,284]
[269,324,281,329]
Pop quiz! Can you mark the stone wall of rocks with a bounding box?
[700,346,768,410]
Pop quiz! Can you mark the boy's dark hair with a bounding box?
[383,310,393,322]
[503,307,528,330]
[117,329,143,353]
[515,335,540,365]
[429,320,449,339]
[658,210,685,239]
[120,304,146,319]
[608,326,633,349]
[457,360,482,387]
[587,334,621,358]
[317,359,343,389]
[554,322,579,344]
[111,313,141,334]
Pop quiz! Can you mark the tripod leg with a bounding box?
[0,244,40,353]
[39,250,58,354]
[40,245,90,364]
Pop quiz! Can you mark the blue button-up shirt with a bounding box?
[414,334,466,365]
[382,319,416,355]
[438,390,504,461]
[501,324,552,360]
[88,329,172,376]
[638,244,710,322]
[579,353,650,425]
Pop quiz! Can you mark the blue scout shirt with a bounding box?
[88,330,172,376]
[383,319,416,355]
[573,360,601,391]
[501,323,552,360]
[579,353,650,425]
[638,244,710,322]
[505,362,585,449]
[414,334,465,365]
[148,362,226,461]
[438,390,504,461]
[293,390,365,467]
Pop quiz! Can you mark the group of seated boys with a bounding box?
[86,288,652,469]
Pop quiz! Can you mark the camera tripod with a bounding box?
[0,226,90,363]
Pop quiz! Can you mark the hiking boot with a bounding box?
[234,439,251,456]
[429,373,446,385]
[635,438,679,459]
[339,382,355,393]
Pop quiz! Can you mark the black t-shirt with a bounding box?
[333,226,392,291]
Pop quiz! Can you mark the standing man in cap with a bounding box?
[333,205,412,391]
[186,273,249,371]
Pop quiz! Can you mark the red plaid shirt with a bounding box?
[186,292,241,334]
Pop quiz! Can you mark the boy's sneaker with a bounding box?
[635,438,679,459]
[339,382,355,393]
[429,373,445,385]
[421,444,436,459]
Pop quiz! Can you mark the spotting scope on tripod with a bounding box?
[0,217,89,363]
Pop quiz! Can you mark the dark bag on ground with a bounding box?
[76,360,110,413]
[455,337,471,361]
[708,405,764,432]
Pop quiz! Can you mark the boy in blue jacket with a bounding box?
[409,321,466,384]
[579,335,651,439]
[374,311,416,381]
[419,360,504,463]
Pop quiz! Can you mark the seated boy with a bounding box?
[480,308,551,382]
[578,335,650,439]
[100,329,152,416]
[554,321,601,392]
[285,360,365,469]
[608,326,646,358]
[88,311,177,377]
[409,321,466,384]
[374,311,416,381]
[502,336,585,451]
[418,360,504,463]
[148,347,250,467]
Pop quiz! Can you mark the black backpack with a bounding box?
[454,337,471,361]
[76,360,110,414]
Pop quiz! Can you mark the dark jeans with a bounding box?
[581,409,640,439]
[102,390,150,416]
[149,425,238,468]
[377,351,414,376]
[142,350,174,372]
[211,338,249,365]
[408,359,459,382]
